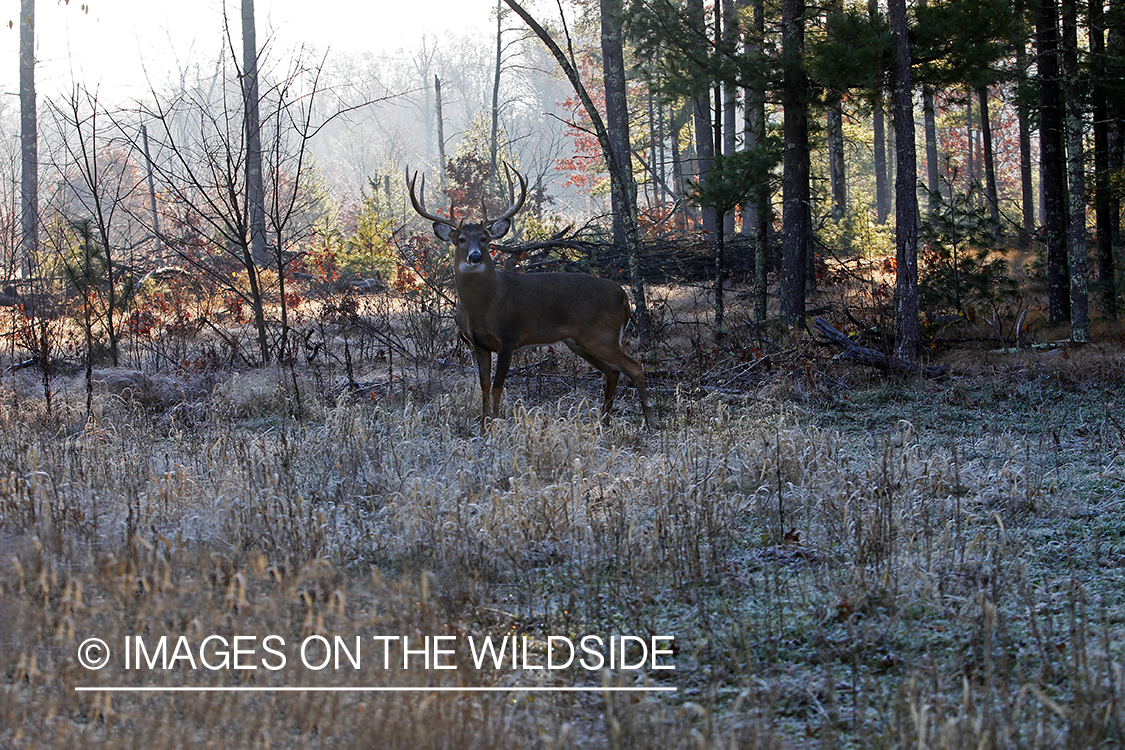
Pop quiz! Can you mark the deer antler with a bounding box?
[408,172,459,229]
[485,164,527,226]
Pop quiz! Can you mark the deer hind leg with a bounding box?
[567,338,656,429]
[563,340,621,421]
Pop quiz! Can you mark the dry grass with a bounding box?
[1,286,1124,748]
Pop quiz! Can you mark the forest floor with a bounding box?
[0,286,1124,748]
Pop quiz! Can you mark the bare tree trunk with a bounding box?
[780,0,809,324]
[688,0,717,236]
[242,0,269,362]
[1017,41,1036,246]
[1062,0,1090,341]
[978,86,1001,235]
[889,0,918,363]
[744,0,769,321]
[20,0,37,282]
[922,85,939,214]
[870,0,889,224]
[722,0,737,235]
[602,0,634,249]
[435,76,447,188]
[141,124,164,261]
[1091,0,1117,317]
[1038,0,1071,325]
[828,104,846,219]
[966,96,976,193]
[491,0,503,183]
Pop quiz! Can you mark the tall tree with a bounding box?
[780,0,810,324]
[1016,40,1036,245]
[977,86,1000,234]
[869,0,890,224]
[1090,0,1117,317]
[687,0,718,235]
[1061,0,1089,340]
[602,0,636,249]
[20,0,37,281]
[889,0,918,363]
[742,0,770,322]
[827,0,847,220]
[242,0,268,272]
[1037,0,1071,325]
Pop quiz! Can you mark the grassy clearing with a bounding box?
[1,311,1124,747]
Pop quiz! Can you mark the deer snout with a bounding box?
[467,247,484,264]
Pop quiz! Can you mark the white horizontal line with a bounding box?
[74,686,677,693]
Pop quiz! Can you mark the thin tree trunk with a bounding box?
[966,97,976,193]
[1017,41,1036,246]
[602,0,635,250]
[20,0,37,283]
[689,0,717,235]
[242,0,269,362]
[889,0,918,363]
[744,0,769,321]
[1037,0,1071,325]
[1062,0,1090,340]
[1091,0,1117,317]
[1110,0,1124,288]
[870,0,889,224]
[435,76,447,188]
[780,0,809,324]
[722,0,737,235]
[828,104,846,219]
[491,0,503,184]
[977,86,1001,235]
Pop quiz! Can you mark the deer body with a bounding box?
[410,169,655,429]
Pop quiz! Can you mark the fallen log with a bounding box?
[812,317,946,378]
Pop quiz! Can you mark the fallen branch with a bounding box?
[813,317,946,378]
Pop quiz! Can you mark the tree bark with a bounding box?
[1016,41,1036,246]
[688,0,718,236]
[20,0,37,282]
[743,0,769,322]
[1037,0,1071,325]
[722,0,737,235]
[1061,0,1090,340]
[1091,0,1117,317]
[602,0,634,248]
[491,0,503,184]
[435,76,447,188]
[977,86,1001,235]
[869,0,889,224]
[780,0,809,325]
[242,0,269,362]
[889,0,918,364]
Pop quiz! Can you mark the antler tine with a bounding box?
[408,171,458,228]
[486,164,527,225]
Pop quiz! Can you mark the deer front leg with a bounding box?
[473,346,492,427]
[491,346,514,420]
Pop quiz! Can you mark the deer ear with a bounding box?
[488,218,511,239]
[434,223,455,242]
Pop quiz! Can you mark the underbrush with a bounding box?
[1,350,1123,748]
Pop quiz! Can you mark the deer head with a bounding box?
[407,167,526,272]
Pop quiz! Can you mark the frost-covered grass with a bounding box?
[1,340,1123,747]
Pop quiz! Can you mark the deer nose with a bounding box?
[467,248,483,264]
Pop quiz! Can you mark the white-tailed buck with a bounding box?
[409,168,656,429]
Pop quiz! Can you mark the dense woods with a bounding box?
[3,1,1125,747]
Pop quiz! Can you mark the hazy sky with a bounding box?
[2,0,498,102]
